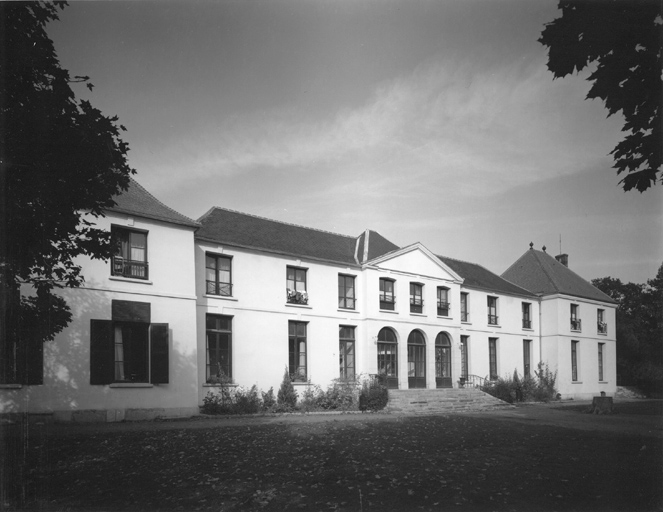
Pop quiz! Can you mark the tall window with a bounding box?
[523,340,531,377]
[598,343,604,381]
[206,254,232,296]
[289,321,307,381]
[111,227,148,279]
[410,283,423,314]
[488,338,498,380]
[338,275,356,310]
[435,332,452,388]
[571,340,579,381]
[379,278,395,311]
[437,287,450,316]
[377,327,398,389]
[460,335,469,379]
[597,309,607,334]
[206,315,232,383]
[339,326,356,380]
[570,304,581,331]
[286,267,308,304]
[522,302,531,329]
[487,296,498,325]
[460,292,469,322]
[113,323,150,382]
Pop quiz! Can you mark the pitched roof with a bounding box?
[107,178,199,228]
[502,248,616,303]
[196,208,397,266]
[438,255,536,297]
[356,230,401,263]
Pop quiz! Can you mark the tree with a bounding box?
[539,1,663,192]
[0,1,134,383]
[592,263,663,396]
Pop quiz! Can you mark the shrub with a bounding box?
[261,387,276,410]
[482,365,559,403]
[359,375,388,411]
[276,367,298,411]
[234,385,262,414]
[533,362,558,402]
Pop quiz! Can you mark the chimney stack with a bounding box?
[555,253,568,267]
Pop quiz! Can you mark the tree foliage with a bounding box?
[539,1,663,192]
[0,1,134,380]
[592,263,663,395]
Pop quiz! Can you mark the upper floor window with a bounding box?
[286,267,308,305]
[437,287,450,316]
[410,283,423,314]
[206,254,232,296]
[522,302,532,329]
[487,296,498,325]
[111,227,148,280]
[597,309,607,334]
[379,278,395,311]
[570,304,581,331]
[460,292,469,322]
[338,274,356,310]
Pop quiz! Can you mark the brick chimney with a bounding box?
[555,253,568,267]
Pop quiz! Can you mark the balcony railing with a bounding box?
[286,289,308,305]
[206,281,232,296]
[598,321,607,334]
[488,314,498,325]
[571,318,582,331]
[522,319,532,329]
[112,256,149,280]
[410,298,423,314]
[437,301,450,316]
[380,295,395,311]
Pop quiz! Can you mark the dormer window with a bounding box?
[410,283,423,314]
[111,227,148,280]
[437,287,450,316]
[571,304,581,331]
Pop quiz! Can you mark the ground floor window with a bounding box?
[1,336,43,386]
[289,321,307,381]
[460,335,469,379]
[339,326,356,380]
[523,340,531,377]
[435,332,452,388]
[488,338,498,380]
[114,323,149,382]
[571,340,579,381]
[407,330,426,388]
[206,315,232,383]
[377,327,398,389]
[598,343,604,381]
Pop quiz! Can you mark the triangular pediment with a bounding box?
[366,243,463,282]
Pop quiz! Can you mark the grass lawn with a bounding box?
[2,408,662,511]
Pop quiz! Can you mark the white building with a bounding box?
[0,180,617,421]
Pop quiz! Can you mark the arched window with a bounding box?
[407,330,426,388]
[435,332,452,388]
[377,327,398,389]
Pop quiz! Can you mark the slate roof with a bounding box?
[438,255,536,297]
[196,207,397,266]
[502,248,616,303]
[107,178,200,228]
[356,230,401,263]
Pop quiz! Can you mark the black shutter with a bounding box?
[24,337,44,385]
[150,323,169,384]
[90,320,114,385]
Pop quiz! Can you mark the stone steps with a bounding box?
[385,388,513,414]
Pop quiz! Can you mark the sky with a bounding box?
[47,0,662,284]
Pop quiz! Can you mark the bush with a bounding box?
[359,375,388,411]
[276,367,298,411]
[201,385,263,415]
[261,387,276,409]
[482,364,558,403]
[533,362,558,402]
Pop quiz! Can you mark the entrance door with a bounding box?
[435,332,452,388]
[377,327,398,389]
[407,330,426,388]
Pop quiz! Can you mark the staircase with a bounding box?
[385,388,513,414]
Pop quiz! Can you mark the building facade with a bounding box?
[0,180,617,421]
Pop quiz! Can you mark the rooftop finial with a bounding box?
[529,242,533,249]
[542,245,547,252]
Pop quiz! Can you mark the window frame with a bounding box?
[338,274,356,310]
[597,309,607,334]
[460,335,469,379]
[598,342,605,381]
[339,325,356,380]
[206,314,232,383]
[570,304,581,331]
[460,292,469,322]
[205,253,233,297]
[488,337,498,380]
[286,266,308,305]
[437,287,450,316]
[523,339,532,377]
[571,340,579,381]
[111,225,149,280]
[379,278,396,311]
[487,296,499,325]
[410,282,424,314]
[522,302,532,329]
[288,321,308,381]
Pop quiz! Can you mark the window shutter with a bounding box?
[150,323,169,384]
[90,320,114,385]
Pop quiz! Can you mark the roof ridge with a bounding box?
[203,206,357,240]
[127,178,200,226]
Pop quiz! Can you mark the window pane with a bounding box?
[206,255,217,270]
